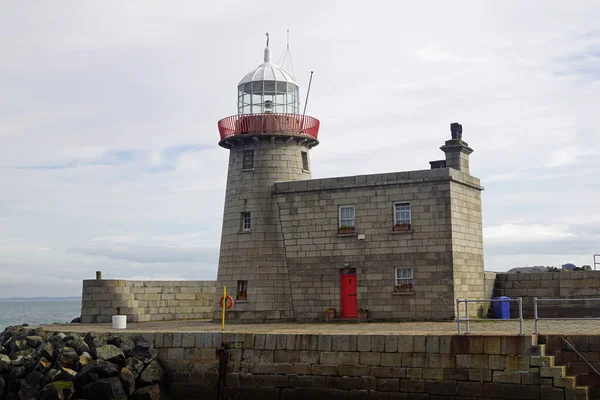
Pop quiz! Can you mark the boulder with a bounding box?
[137,360,163,386]
[120,367,136,396]
[58,347,78,370]
[0,354,11,372]
[74,360,119,389]
[84,332,108,356]
[17,384,39,400]
[40,381,75,400]
[123,358,144,378]
[25,336,44,349]
[62,334,89,356]
[56,367,77,381]
[37,358,52,374]
[95,345,125,366]
[130,383,160,400]
[78,352,93,370]
[25,370,44,388]
[70,317,81,323]
[42,369,61,386]
[0,376,6,396]
[39,342,54,362]
[82,377,127,400]
[110,336,135,355]
[127,342,156,364]
[8,365,27,380]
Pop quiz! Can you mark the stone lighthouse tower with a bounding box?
[215,35,320,322]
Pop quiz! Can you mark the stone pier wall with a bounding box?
[100,331,585,399]
[81,279,215,323]
[494,271,600,318]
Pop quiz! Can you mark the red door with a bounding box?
[340,269,357,318]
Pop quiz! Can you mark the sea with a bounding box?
[0,298,81,330]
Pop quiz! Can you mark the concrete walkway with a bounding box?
[41,319,600,336]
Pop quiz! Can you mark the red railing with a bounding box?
[217,113,320,140]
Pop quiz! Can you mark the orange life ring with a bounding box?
[219,294,234,310]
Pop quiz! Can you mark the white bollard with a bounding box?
[112,315,127,329]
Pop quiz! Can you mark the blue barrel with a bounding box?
[492,296,510,319]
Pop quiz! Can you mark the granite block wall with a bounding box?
[84,331,586,399]
[81,279,215,323]
[494,271,600,318]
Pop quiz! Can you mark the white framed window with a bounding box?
[339,206,355,229]
[241,212,251,231]
[237,280,248,300]
[395,267,413,291]
[394,202,411,226]
[242,150,254,170]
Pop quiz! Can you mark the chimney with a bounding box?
[440,122,473,174]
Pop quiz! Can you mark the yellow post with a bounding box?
[221,286,226,331]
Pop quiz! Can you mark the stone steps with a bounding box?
[537,344,592,399]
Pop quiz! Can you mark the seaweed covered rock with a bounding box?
[0,326,164,400]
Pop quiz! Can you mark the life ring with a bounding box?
[219,294,234,310]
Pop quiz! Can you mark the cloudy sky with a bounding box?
[1,1,599,297]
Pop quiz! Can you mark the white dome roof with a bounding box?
[238,46,298,87]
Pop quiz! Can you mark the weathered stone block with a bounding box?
[468,368,491,382]
[378,378,400,392]
[540,385,565,400]
[492,371,521,384]
[457,381,483,397]
[360,352,382,366]
[400,379,424,393]
[381,353,402,367]
[311,364,338,376]
[444,368,468,381]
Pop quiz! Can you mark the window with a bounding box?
[237,280,248,300]
[395,267,413,292]
[339,206,355,229]
[242,150,254,170]
[301,151,309,171]
[394,202,411,227]
[241,212,251,231]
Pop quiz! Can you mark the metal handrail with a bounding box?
[456,298,523,335]
[533,297,600,334]
[562,337,600,377]
[594,254,600,271]
[217,113,320,140]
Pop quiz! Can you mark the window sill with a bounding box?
[238,230,252,234]
[392,292,415,296]
[390,229,414,235]
[235,299,248,303]
[241,168,255,173]
[302,169,310,174]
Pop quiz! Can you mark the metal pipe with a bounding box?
[533,297,539,335]
[518,297,523,336]
[456,299,461,335]
[301,71,314,133]
[465,299,470,334]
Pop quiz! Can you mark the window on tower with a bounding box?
[237,280,248,300]
[241,212,252,232]
[242,150,254,170]
[301,151,309,171]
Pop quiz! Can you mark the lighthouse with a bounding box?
[215,34,320,322]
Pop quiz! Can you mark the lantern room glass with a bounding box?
[238,81,299,115]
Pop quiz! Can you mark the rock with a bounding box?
[74,360,119,389]
[37,358,52,374]
[0,376,6,396]
[82,377,127,400]
[84,332,108,356]
[109,336,135,355]
[95,345,125,366]
[1,344,7,354]
[12,340,29,352]
[25,336,44,349]
[127,342,156,364]
[56,367,77,381]
[39,342,54,362]
[8,365,27,379]
[17,384,39,400]
[137,360,163,386]
[120,367,136,396]
[58,347,78,370]
[70,317,81,323]
[42,369,61,386]
[62,335,90,356]
[0,354,11,372]
[13,348,37,361]
[130,383,160,400]
[123,358,144,378]
[25,370,44,387]
[78,352,93,370]
[40,381,75,400]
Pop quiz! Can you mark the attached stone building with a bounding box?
[214,39,485,322]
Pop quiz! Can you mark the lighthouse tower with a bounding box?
[215,35,320,322]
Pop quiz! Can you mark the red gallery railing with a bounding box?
[218,113,320,140]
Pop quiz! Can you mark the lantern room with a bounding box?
[237,36,300,115]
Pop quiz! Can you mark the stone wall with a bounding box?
[94,331,585,399]
[81,279,215,323]
[273,168,484,321]
[494,271,600,318]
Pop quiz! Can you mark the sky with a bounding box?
[1,1,599,297]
